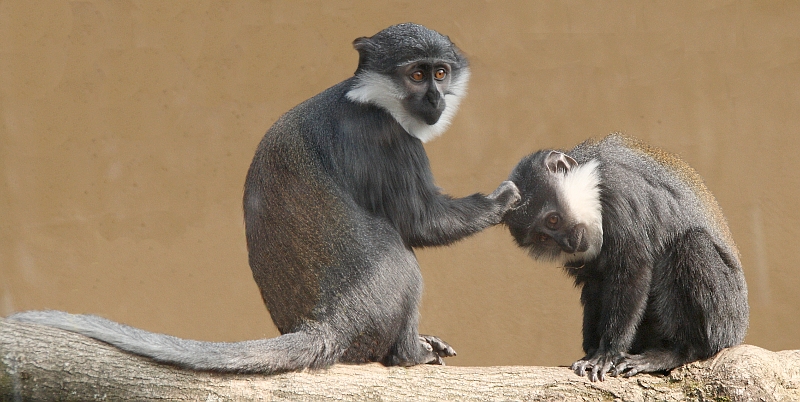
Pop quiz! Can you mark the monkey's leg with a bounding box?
[571,254,653,381]
[571,279,603,377]
[612,228,747,377]
[382,331,455,366]
[579,278,603,357]
[381,310,456,366]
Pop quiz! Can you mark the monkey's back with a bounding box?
[570,133,740,266]
[242,79,425,362]
[243,82,350,332]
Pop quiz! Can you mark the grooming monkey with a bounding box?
[11,23,520,373]
[503,133,748,381]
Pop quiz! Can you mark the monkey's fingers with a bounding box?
[611,359,642,378]
[622,366,643,378]
[584,354,617,382]
[418,340,444,366]
[611,360,629,377]
[570,359,593,377]
[588,364,607,382]
[614,353,654,378]
[613,361,643,378]
[419,334,457,357]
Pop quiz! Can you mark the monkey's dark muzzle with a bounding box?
[556,224,589,254]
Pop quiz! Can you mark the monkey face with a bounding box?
[398,62,451,125]
[508,208,591,261]
[347,22,470,143]
[504,150,604,265]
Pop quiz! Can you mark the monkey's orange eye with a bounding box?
[434,68,447,80]
[547,215,559,227]
[410,71,424,82]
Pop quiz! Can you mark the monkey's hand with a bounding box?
[609,354,654,378]
[571,351,628,382]
[488,180,521,218]
[419,334,457,365]
[609,350,684,378]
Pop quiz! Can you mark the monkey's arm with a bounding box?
[324,115,519,248]
[576,275,603,356]
[572,237,654,382]
[401,180,520,248]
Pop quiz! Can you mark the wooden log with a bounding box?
[1,318,798,401]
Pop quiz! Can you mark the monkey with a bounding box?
[502,133,748,382]
[9,23,520,374]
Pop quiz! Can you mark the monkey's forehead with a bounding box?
[394,56,462,68]
[370,23,448,44]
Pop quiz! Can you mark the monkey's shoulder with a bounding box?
[266,78,400,146]
[574,133,739,258]
[575,134,714,200]
[269,80,355,131]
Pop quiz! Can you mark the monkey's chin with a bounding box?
[561,252,587,265]
[524,239,601,265]
[524,247,562,263]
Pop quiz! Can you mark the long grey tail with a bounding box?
[8,310,339,374]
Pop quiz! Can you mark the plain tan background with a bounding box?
[1,1,798,367]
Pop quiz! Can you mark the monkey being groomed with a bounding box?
[503,133,748,382]
[10,23,520,373]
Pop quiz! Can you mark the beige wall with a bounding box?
[2,1,798,367]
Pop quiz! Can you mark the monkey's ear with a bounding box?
[544,151,578,174]
[352,37,372,51]
[353,37,377,71]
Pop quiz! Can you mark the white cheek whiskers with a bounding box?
[346,68,470,143]
[555,159,604,264]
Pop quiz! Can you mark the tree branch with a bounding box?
[1,317,798,401]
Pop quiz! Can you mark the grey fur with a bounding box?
[504,133,748,381]
[10,23,520,374]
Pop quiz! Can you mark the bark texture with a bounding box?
[1,318,798,401]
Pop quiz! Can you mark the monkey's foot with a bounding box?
[419,334,457,365]
[610,350,686,378]
[571,352,627,382]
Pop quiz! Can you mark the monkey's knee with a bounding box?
[661,229,748,351]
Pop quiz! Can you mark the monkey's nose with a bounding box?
[426,88,443,108]
[557,225,587,253]
[556,237,577,253]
